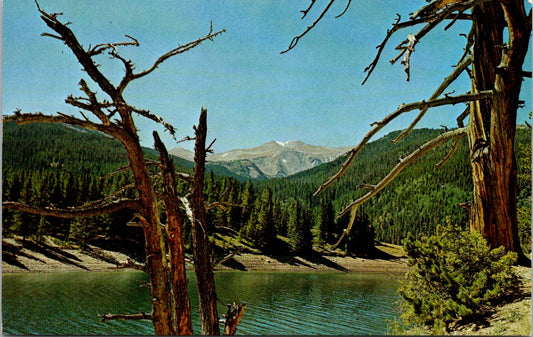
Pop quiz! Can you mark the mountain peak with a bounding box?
[168,140,351,179]
[272,140,304,147]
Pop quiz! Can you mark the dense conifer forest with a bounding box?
[3,122,531,257]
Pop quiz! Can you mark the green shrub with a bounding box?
[398,221,518,332]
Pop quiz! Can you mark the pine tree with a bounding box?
[240,180,255,225]
[344,208,375,256]
[255,188,277,251]
[316,196,335,244]
[287,199,313,254]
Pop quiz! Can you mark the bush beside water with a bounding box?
[396,222,518,334]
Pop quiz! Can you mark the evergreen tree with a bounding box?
[287,199,313,254]
[240,180,255,225]
[255,188,277,251]
[343,208,375,255]
[315,196,335,244]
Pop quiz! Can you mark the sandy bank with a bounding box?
[2,237,135,273]
[216,252,407,274]
[2,237,407,274]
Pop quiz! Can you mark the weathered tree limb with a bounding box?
[133,107,177,138]
[436,137,462,167]
[332,206,358,249]
[436,105,470,167]
[337,127,467,219]
[332,128,467,248]
[401,34,417,81]
[3,112,124,139]
[223,303,247,336]
[36,2,117,98]
[126,25,225,84]
[300,0,318,19]
[2,199,140,218]
[87,34,139,57]
[392,55,473,144]
[100,311,152,322]
[314,90,492,196]
[368,0,487,85]
[281,0,336,54]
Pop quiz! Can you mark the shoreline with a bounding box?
[2,237,408,274]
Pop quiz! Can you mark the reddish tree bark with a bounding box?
[468,0,531,265]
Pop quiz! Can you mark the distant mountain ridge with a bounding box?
[170,140,352,179]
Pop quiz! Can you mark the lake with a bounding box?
[2,271,401,335]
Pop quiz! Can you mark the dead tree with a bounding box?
[285,0,531,264]
[2,3,245,335]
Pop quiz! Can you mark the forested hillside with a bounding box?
[258,127,532,250]
[3,122,530,257]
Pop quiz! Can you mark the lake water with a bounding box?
[2,271,401,335]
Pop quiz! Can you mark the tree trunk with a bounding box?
[120,115,175,334]
[468,1,530,265]
[154,131,193,335]
[192,108,220,335]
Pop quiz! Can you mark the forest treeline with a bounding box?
[3,122,531,256]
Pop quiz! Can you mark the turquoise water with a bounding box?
[2,271,401,335]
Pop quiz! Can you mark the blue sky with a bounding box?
[3,1,531,153]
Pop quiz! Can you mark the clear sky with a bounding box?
[3,1,531,153]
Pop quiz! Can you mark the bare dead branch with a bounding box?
[3,199,140,219]
[434,104,471,167]
[362,14,402,85]
[333,206,358,249]
[100,311,152,322]
[335,0,352,18]
[3,112,125,140]
[177,135,196,144]
[436,137,462,167]
[336,127,467,220]
[131,106,177,138]
[281,0,336,54]
[363,0,485,84]
[206,138,217,153]
[451,30,473,74]
[37,4,117,97]
[301,0,318,18]
[129,26,225,81]
[223,303,247,336]
[392,55,473,144]
[401,34,417,81]
[328,128,470,249]
[411,0,490,19]
[314,90,492,196]
[87,35,139,57]
[456,106,470,128]
[358,182,376,189]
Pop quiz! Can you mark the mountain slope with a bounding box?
[257,127,532,245]
[2,122,254,181]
